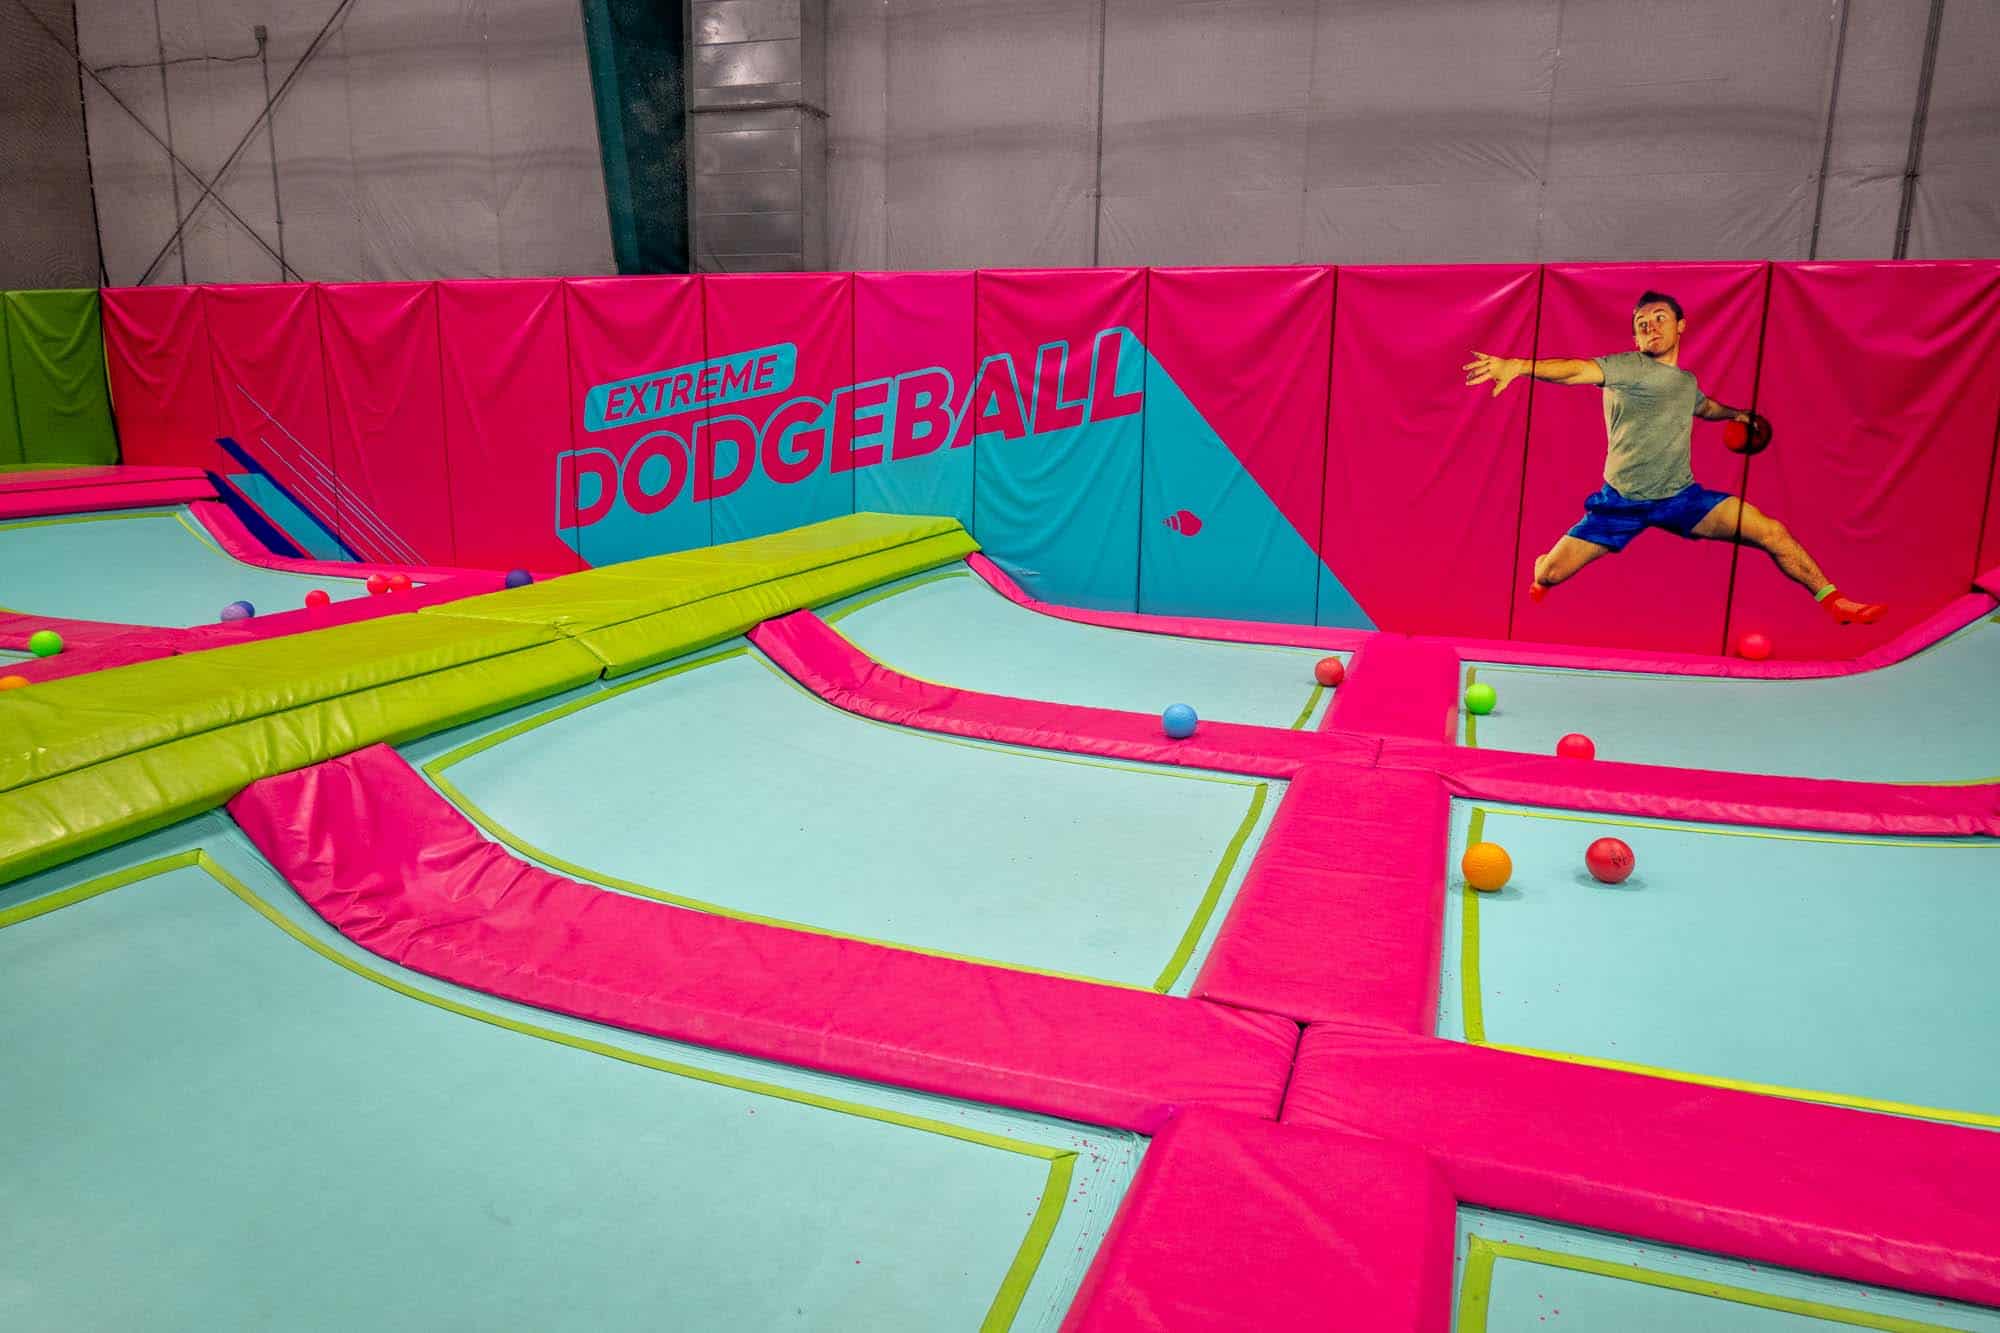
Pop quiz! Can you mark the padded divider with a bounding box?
[1193,766,1449,1028]
[968,552,1372,651]
[1063,1108,1453,1332]
[0,466,215,519]
[1,641,597,884]
[1444,590,1997,679]
[1379,738,2000,838]
[1283,1023,2000,1311]
[228,745,1301,1133]
[1323,635,1462,741]
[0,615,573,795]
[750,608,1371,779]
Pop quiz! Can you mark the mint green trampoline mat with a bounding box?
[0,816,1140,1331]
[406,641,1279,994]
[0,508,369,627]
[1453,1210,2000,1331]
[1438,801,2000,1129]
[1462,616,2000,783]
[820,568,1334,729]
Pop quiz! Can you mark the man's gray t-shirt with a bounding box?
[1592,351,1701,500]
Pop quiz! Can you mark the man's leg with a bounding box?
[1531,535,1614,599]
[1692,497,1885,623]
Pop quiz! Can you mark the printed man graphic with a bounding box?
[1463,291,1884,624]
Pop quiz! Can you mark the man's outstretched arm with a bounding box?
[1694,394,1750,422]
[1462,352,1605,396]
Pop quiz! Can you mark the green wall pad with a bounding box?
[429,512,980,676]
[0,300,21,464]
[3,290,117,466]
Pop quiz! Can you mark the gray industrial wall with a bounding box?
[824,0,2000,269]
[1,0,101,288]
[69,0,615,285]
[7,0,1995,283]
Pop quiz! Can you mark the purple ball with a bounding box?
[220,600,255,622]
[504,568,534,589]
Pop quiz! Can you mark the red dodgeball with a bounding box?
[1163,509,1204,536]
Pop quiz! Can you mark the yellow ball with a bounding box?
[1461,841,1512,893]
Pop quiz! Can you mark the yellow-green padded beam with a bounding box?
[424,511,978,675]
[0,614,569,795]
[0,638,600,885]
[584,528,978,676]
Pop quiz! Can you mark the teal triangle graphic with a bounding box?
[1140,353,1374,628]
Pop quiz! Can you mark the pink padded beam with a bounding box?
[228,745,1300,1134]
[1062,1108,1453,1333]
[748,608,1369,779]
[1284,1023,2000,1311]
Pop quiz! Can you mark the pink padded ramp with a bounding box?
[228,745,1299,1134]
[1322,635,1461,741]
[748,609,1368,779]
[968,553,1371,652]
[1284,1023,2000,1310]
[188,502,504,587]
[1062,1108,1453,1333]
[1192,766,1448,1029]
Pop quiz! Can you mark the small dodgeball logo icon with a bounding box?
[1163,509,1203,537]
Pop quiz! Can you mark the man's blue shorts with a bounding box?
[1568,482,1733,552]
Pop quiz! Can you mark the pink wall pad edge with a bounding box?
[1061,1107,1453,1333]
[1386,740,2000,838]
[1977,565,2000,598]
[1323,635,1462,741]
[1282,1023,2000,1310]
[1192,766,1449,1029]
[1444,590,1996,679]
[227,745,1301,1134]
[748,610,1372,779]
[0,478,217,520]
[0,464,209,490]
[967,552,1374,651]
[187,501,509,586]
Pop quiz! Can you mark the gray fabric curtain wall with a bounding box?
[828,0,2000,270]
[75,0,614,284]
[1,0,101,288]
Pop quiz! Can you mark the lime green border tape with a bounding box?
[0,850,1075,1331]
[427,645,1270,993]
[1455,1232,1964,1332]
[1456,804,2000,1130]
[826,568,1328,731]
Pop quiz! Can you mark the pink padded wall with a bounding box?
[436,279,583,572]
[1730,261,2000,658]
[202,283,337,528]
[100,286,225,470]
[317,282,455,564]
[1323,265,1539,639]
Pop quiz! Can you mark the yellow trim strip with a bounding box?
[1461,665,1479,746]
[1488,1043,2000,1131]
[1489,803,1993,850]
[1459,807,1488,1044]
[1457,805,1998,1129]
[427,646,1269,993]
[1459,1232,1967,1332]
[3,850,1080,1331]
